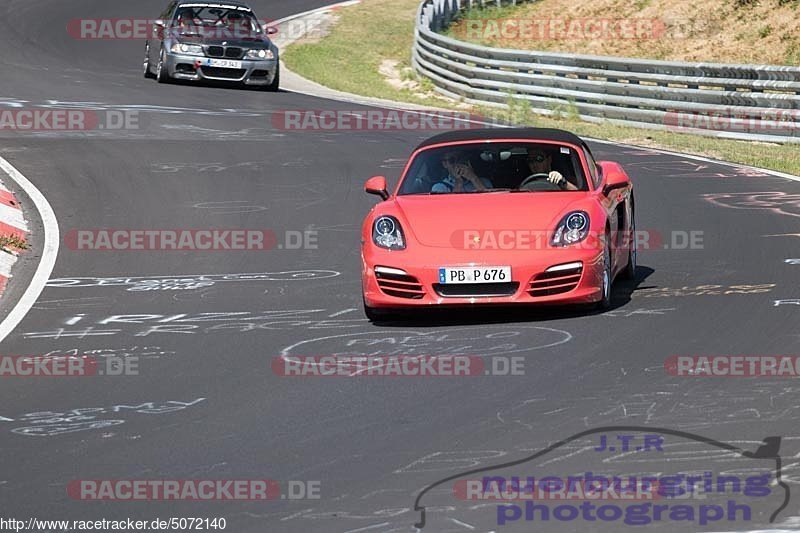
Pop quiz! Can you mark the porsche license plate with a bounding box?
[438,266,511,284]
[204,58,243,69]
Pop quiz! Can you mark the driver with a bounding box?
[432,151,493,193]
[526,149,578,190]
[225,12,250,29]
[175,7,198,27]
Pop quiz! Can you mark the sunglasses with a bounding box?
[528,154,547,163]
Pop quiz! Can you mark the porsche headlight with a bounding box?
[372,216,405,250]
[245,49,275,59]
[551,211,590,246]
[170,43,204,56]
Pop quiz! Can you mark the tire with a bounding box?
[621,199,637,280]
[263,63,279,92]
[143,43,155,79]
[596,233,613,310]
[156,47,171,84]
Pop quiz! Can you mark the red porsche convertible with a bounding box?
[361,128,635,320]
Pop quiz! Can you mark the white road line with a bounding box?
[586,137,800,183]
[292,89,800,183]
[0,156,60,343]
[270,0,360,27]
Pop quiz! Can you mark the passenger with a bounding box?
[432,151,493,193]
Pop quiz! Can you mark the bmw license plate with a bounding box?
[438,266,511,284]
[204,58,243,69]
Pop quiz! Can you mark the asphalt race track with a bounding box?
[1,1,800,532]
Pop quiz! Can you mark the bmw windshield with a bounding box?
[170,5,263,38]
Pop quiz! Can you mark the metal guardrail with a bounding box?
[412,0,800,142]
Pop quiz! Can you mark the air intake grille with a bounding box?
[376,271,424,299]
[200,67,246,79]
[528,266,583,297]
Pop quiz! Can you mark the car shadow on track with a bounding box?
[160,78,286,93]
[369,266,655,328]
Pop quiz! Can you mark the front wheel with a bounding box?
[621,202,637,280]
[263,63,279,92]
[143,43,155,78]
[156,47,171,83]
[596,234,612,310]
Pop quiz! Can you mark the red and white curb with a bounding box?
[0,176,29,296]
[0,155,59,344]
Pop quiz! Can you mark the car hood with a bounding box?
[172,34,270,47]
[394,193,591,248]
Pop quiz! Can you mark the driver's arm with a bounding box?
[547,171,578,190]
[455,163,488,191]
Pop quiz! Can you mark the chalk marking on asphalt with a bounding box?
[342,523,391,533]
[0,156,59,343]
[448,517,476,529]
[328,308,356,317]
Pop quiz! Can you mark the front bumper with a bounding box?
[164,52,278,85]
[362,246,605,309]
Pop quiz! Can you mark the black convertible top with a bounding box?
[414,127,587,151]
[177,0,253,10]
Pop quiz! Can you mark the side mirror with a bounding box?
[365,175,389,201]
[597,161,630,196]
[265,25,279,35]
[152,19,165,38]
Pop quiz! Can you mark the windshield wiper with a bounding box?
[508,189,565,193]
[458,188,512,194]
[404,189,512,195]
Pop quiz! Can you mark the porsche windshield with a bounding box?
[398,143,589,195]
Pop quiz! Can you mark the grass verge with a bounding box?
[445,0,800,65]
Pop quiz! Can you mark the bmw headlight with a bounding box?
[170,43,204,56]
[372,216,405,250]
[245,49,275,59]
[551,211,590,246]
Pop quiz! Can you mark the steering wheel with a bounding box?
[519,173,550,188]
[518,172,565,191]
